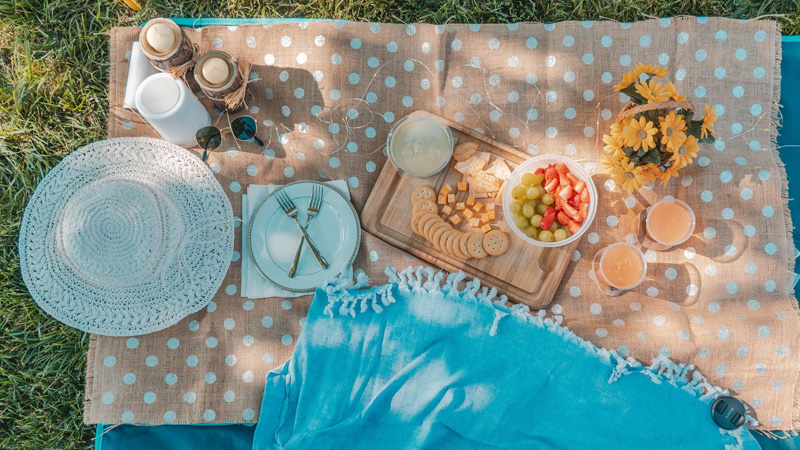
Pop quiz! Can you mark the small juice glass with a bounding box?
[592,242,647,297]
[635,198,696,251]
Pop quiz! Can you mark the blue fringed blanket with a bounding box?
[253,267,759,450]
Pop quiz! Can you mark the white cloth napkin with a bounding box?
[241,180,351,299]
[123,42,160,110]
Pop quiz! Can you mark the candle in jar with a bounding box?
[646,199,694,245]
[387,115,453,177]
[201,57,230,86]
[597,243,645,289]
[146,23,177,54]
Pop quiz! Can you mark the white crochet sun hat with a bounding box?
[19,137,234,336]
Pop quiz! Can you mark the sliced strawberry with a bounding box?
[534,167,545,176]
[569,192,581,208]
[571,211,582,222]
[544,178,559,193]
[566,173,579,186]
[580,203,588,219]
[555,162,569,177]
[568,220,582,235]
[574,180,586,194]
[554,196,563,211]
[562,202,578,218]
[539,216,554,231]
[557,212,570,226]
[544,206,556,217]
[558,185,573,200]
[580,189,590,203]
[559,175,570,186]
[545,166,559,181]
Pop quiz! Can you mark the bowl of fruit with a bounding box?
[502,155,597,247]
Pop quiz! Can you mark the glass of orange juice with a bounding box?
[592,243,647,297]
[635,197,696,251]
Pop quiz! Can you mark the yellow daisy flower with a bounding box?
[602,134,626,160]
[614,69,642,92]
[643,164,662,182]
[635,63,670,78]
[659,111,687,149]
[622,116,658,151]
[609,122,626,146]
[701,104,718,138]
[605,157,649,193]
[635,79,670,103]
[670,135,700,167]
[666,82,686,101]
[660,163,682,186]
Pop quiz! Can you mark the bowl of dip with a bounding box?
[385,112,454,178]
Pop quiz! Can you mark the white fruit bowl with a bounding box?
[502,155,598,248]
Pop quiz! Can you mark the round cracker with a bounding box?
[412,212,438,236]
[421,215,445,238]
[457,233,471,260]
[415,213,440,237]
[426,221,450,244]
[445,231,462,258]
[466,232,488,259]
[410,185,436,205]
[431,225,451,251]
[413,199,438,216]
[439,229,457,254]
[453,141,478,162]
[482,230,510,256]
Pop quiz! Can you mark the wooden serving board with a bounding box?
[362,111,580,309]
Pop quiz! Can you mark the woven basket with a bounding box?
[617,100,695,124]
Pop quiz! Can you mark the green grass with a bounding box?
[0,0,797,448]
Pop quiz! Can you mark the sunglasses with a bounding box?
[196,116,265,161]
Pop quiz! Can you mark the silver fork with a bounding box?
[288,184,324,278]
[275,189,329,270]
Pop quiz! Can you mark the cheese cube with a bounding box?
[481,212,491,223]
[449,215,462,225]
[455,202,466,211]
[463,209,474,219]
[457,181,468,192]
[466,196,475,207]
[440,184,453,196]
[447,193,456,204]
[470,218,481,228]
[442,205,453,215]
[485,203,496,211]
[481,224,492,233]
[473,202,484,213]
[488,210,496,221]
[437,194,446,205]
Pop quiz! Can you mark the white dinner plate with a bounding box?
[248,181,361,292]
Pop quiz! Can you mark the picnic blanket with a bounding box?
[86,17,798,432]
[253,266,759,449]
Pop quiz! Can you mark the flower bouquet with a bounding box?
[601,63,719,192]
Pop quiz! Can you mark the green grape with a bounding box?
[541,193,555,205]
[529,173,545,185]
[539,230,555,242]
[554,229,568,241]
[514,215,530,230]
[511,186,526,200]
[530,214,543,228]
[535,203,549,215]
[524,226,538,238]
[521,203,535,218]
[509,201,522,214]
[525,186,541,200]
[549,222,559,232]
[521,173,536,186]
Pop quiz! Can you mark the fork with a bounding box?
[288,184,324,278]
[275,189,329,270]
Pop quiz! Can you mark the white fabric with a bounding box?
[241,180,350,299]
[19,137,234,336]
[122,41,160,110]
